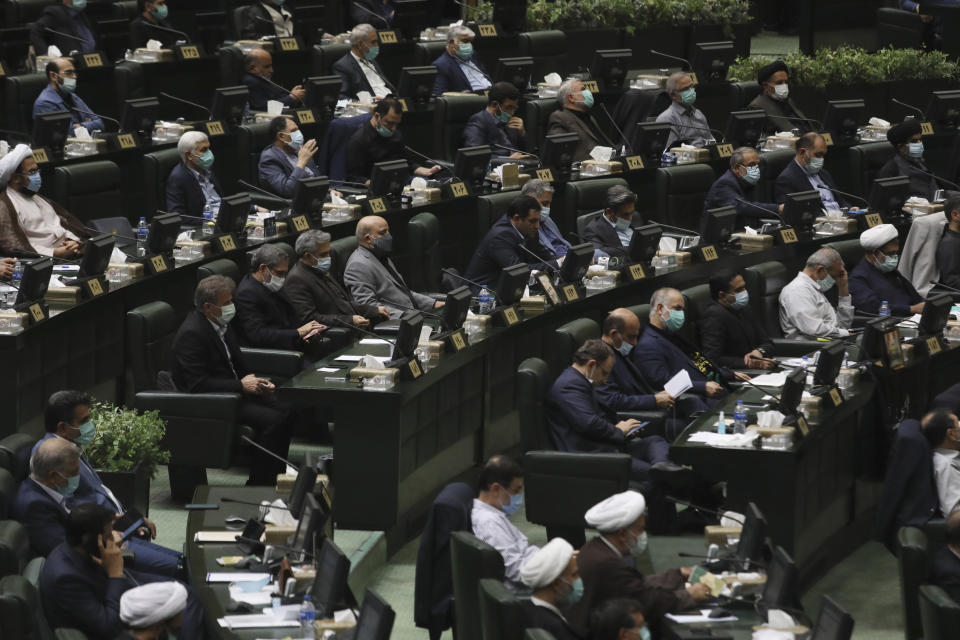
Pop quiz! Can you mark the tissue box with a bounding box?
[764,135,799,150]
[631,74,668,89]
[133,47,175,62]
[816,216,858,233]
[276,473,328,492]
[946,320,960,339]
[402,186,443,202]
[45,286,81,306]
[235,39,274,52]
[580,160,623,175]
[669,147,710,164]
[417,340,445,358]
[519,296,546,313]
[860,125,890,141]
[177,239,212,257]
[907,202,944,215]
[801,395,822,423]
[345,102,375,113]
[348,367,399,383]
[263,526,296,544]
[0,310,28,334]
[107,261,144,284]
[705,525,742,546]
[730,232,774,249]
[902,342,916,365]
[245,219,288,237]
[657,250,692,266]
[253,112,294,124]
[322,202,362,218]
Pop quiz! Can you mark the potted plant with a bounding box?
[85,401,171,517]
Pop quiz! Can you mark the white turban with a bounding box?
[0,144,32,186]
[520,538,573,589]
[860,223,898,250]
[584,490,646,533]
[120,582,188,628]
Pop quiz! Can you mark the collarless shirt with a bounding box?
[456,57,491,91]
[779,271,853,339]
[350,51,390,98]
[471,498,539,589]
[6,187,79,255]
[934,448,960,514]
[798,160,841,211]
[604,213,632,247]
[188,167,222,212]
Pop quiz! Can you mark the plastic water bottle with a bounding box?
[136,216,149,256]
[717,411,726,435]
[202,204,216,236]
[801,356,809,374]
[299,594,316,639]
[12,261,23,287]
[477,287,494,315]
[879,300,891,317]
[733,400,747,435]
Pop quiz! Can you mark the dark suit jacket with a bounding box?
[747,92,811,135]
[165,162,223,219]
[258,144,320,198]
[463,216,556,287]
[546,108,613,163]
[878,154,939,201]
[703,169,779,226]
[345,118,413,184]
[520,601,584,640]
[849,257,923,317]
[938,228,960,290]
[463,108,524,156]
[596,350,658,411]
[632,323,731,397]
[12,477,68,557]
[243,73,298,112]
[546,366,626,454]
[332,52,395,100]
[700,301,773,370]
[33,433,121,513]
[774,159,849,208]
[239,2,293,39]
[170,309,248,394]
[282,260,381,326]
[931,546,960,605]
[29,5,96,54]
[129,15,177,49]
[233,273,302,350]
[432,50,489,95]
[582,211,644,259]
[348,0,394,28]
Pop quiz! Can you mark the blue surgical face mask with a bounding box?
[496,106,512,124]
[560,577,584,605]
[457,42,474,59]
[286,129,304,150]
[638,625,652,640]
[375,117,394,138]
[501,492,523,516]
[61,77,77,93]
[23,172,42,193]
[908,142,924,158]
[664,309,685,332]
[580,89,594,109]
[614,216,631,232]
[806,156,824,174]
[818,273,835,292]
[314,256,332,272]
[153,3,168,19]
[57,472,80,497]
[629,530,648,556]
[878,252,899,273]
[193,149,214,171]
[680,87,696,105]
[71,0,87,10]
[618,340,633,357]
[732,290,749,309]
[364,45,379,61]
[539,206,550,219]
[218,302,235,326]
[73,420,96,446]
[743,165,760,184]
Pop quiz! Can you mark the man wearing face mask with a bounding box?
[258,116,320,198]
[118,582,188,640]
[590,599,651,640]
[597,310,675,414]
[519,538,586,640]
[779,247,854,339]
[29,0,97,55]
[129,0,176,49]
[703,147,782,228]
[701,270,775,371]
[171,275,295,486]
[582,185,645,260]
[333,24,395,101]
[239,0,294,39]
[464,82,528,159]
[569,491,711,638]
[878,119,939,201]
[747,61,812,135]
[33,58,104,132]
[521,179,570,259]
[655,72,713,149]
[0,143,88,258]
[242,48,306,112]
[432,25,491,95]
[344,215,444,319]
[547,79,615,163]
[471,455,539,591]
[922,409,960,515]
[167,131,222,219]
[849,223,925,317]
[346,97,442,185]
[775,132,849,210]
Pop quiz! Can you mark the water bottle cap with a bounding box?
[303,595,311,600]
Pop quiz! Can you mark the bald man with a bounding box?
[343,215,444,319]
[242,48,305,112]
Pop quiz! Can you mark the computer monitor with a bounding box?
[919,293,953,336]
[868,176,910,219]
[304,75,341,119]
[493,57,533,91]
[120,97,159,138]
[861,316,898,362]
[558,242,594,284]
[453,145,491,191]
[631,122,672,167]
[351,589,396,640]
[821,99,864,143]
[391,311,424,361]
[699,206,738,244]
[287,465,318,520]
[925,90,960,134]
[761,546,799,612]
[291,493,328,556]
[628,224,663,263]
[813,340,846,387]
[33,110,73,152]
[292,176,330,217]
[778,367,806,416]
[397,66,438,105]
[370,159,410,197]
[496,262,530,306]
[147,212,181,256]
[810,595,855,640]
[392,0,428,39]
[541,132,579,181]
[442,286,473,331]
[210,86,250,126]
[590,49,632,92]
[724,109,766,148]
[781,190,821,231]
[493,0,527,32]
[309,538,351,619]
[216,193,252,235]
[735,502,768,568]
[690,41,736,84]
[77,234,116,277]
[14,257,53,306]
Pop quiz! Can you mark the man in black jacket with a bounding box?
[519,538,586,640]
[238,0,294,39]
[345,97,441,185]
[129,0,177,49]
[242,48,305,112]
[747,60,812,135]
[30,0,97,55]
[582,185,644,260]
[774,132,849,209]
[332,23,396,101]
[937,192,960,290]
[703,147,782,227]
[700,270,775,371]
[878,118,939,201]
[170,275,293,485]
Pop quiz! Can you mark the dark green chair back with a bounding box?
[478,578,525,640]
[517,357,554,452]
[918,584,960,640]
[51,161,122,224]
[434,94,489,161]
[408,211,441,292]
[897,526,930,640]
[450,531,505,640]
[197,258,241,283]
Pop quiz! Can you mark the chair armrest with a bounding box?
[769,338,823,358]
[240,347,304,379]
[523,451,632,528]
[135,391,242,468]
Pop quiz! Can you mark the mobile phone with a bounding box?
[185,503,219,510]
[626,421,650,439]
[120,517,146,543]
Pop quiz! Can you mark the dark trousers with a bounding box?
[625,435,671,485]
[238,395,294,485]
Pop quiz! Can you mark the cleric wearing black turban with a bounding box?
[878,118,938,201]
[748,60,813,135]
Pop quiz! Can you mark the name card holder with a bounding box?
[494,305,520,327]
[624,155,645,171]
[377,30,398,44]
[142,253,170,275]
[477,24,498,37]
[697,244,719,262]
[776,226,798,245]
[364,197,389,215]
[210,233,238,254]
[290,215,311,232]
[560,283,581,303]
[393,356,422,380]
[712,143,734,160]
[926,335,943,357]
[535,168,554,182]
[445,329,468,353]
[921,122,934,136]
[72,274,109,300]
[79,52,105,69]
[581,80,599,93]
[624,263,646,281]
[115,133,137,150]
[278,36,302,51]
[827,386,844,407]
[204,121,226,136]
[175,44,204,60]
[443,181,470,199]
[21,301,49,325]
[296,109,316,125]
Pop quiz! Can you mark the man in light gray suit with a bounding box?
[343,216,445,319]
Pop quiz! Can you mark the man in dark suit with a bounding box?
[243,48,306,112]
[332,23,396,100]
[463,195,557,287]
[348,0,395,28]
[938,192,960,290]
[234,243,326,352]
[701,270,775,371]
[878,119,939,201]
[463,82,527,158]
[590,599,650,640]
[774,132,849,209]
[547,79,614,163]
[850,223,925,317]
[13,437,80,557]
[129,0,176,49]
[345,97,442,184]
[29,0,97,55]
[521,179,570,259]
[171,275,294,486]
[39,503,205,640]
[239,0,294,39]
[703,147,782,227]
[166,131,223,219]
[432,25,490,95]
[519,538,586,640]
[597,308,675,413]
[258,116,320,197]
[582,184,644,259]
[747,61,812,135]
[930,509,960,603]
[282,229,389,329]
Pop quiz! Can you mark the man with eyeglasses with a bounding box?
[33,58,104,132]
[703,147,782,228]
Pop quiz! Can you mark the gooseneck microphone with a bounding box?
[351,2,390,27]
[221,497,293,510]
[159,92,211,117]
[240,434,300,472]
[441,268,500,301]
[143,21,191,43]
[649,49,692,71]
[518,243,557,273]
[599,103,634,155]
[890,97,924,119]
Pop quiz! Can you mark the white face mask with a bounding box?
[773,83,789,100]
[263,274,284,292]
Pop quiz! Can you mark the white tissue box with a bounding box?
[580,160,623,175]
[656,250,692,266]
[402,186,442,202]
[348,366,399,383]
[907,202,944,215]
[763,136,799,151]
[235,39,274,52]
[815,216,858,233]
[0,310,28,334]
[730,232,773,249]
[669,147,710,164]
[859,125,890,142]
[631,74,668,89]
[132,47,174,62]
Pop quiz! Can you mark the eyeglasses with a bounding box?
[57,69,78,78]
[18,169,40,176]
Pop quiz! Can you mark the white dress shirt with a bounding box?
[779,271,853,339]
[934,448,960,515]
[350,51,390,98]
[457,59,491,91]
[471,498,539,589]
[6,187,79,256]
[261,2,293,37]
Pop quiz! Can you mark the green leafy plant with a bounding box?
[463,0,494,24]
[526,0,750,32]
[86,402,170,478]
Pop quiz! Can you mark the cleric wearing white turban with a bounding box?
[119,582,188,640]
[519,538,585,640]
[849,222,925,317]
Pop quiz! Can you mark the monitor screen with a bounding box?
[147,212,181,255]
[821,99,865,142]
[496,262,530,306]
[370,159,410,197]
[811,595,854,640]
[33,111,73,152]
[310,538,351,619]
[442,286,473,331]
[735,502,767,567]
[813,341,846,387]
[541,132,579,179]
[724,109,766,148]
[925,90,960,134]
[291,493,328,557]
[217,194,252,235]
[699,206,738,244]
[590,49,632,92]
[777,367,806,416]
[352,589,396,640]
[781,190,821,231]
[631,122,672,166]
[493,57,533,91]
[14,257,53,306]
[919,293,953,336]
[392,0,428,39]
[867,176,910,219]
[397,66,438,104]
[628,224,663,263]
[762,546,798,611]
[287,465,318,520]
[305,75,340,116]
[121,97,159,136]
[690,40,735,84]
[558,242,594,284]
[78,234,116,278]
[292,176,330,217]
[392,310,424,361]
[453,145,491,190]
[210,86,250,125]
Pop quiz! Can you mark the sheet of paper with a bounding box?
[206,572,271,583]
[334,355,365,362]
[218,615,299,629]
[664,369,693,397]
[665,609,738,624]
[748,372,787,387]
[359,338,390,345]
[227,588,273,606]
[194,531,240,543]
[316,367,339,373]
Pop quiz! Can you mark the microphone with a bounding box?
[332,179,374,190]
[891,98,925,119]
[670,123,726,144]
[916,167,960,190]
[221,496,294,510]
[143,21,191,43]
[456,57,492,83]
[236,536,316,560]
[44,28,87,46]
[240,434,300,472]
[356,57,394,92]
[929,280,960,295]
[252,74,303,105]
[825,186,868,206]
[773,114,824,131]
[734,198,783,221]
[82,225,136,242]
[599,103,634,155]
[856,309,917,325]
[492,144,539,166]
[648,49,692,71]
[518,243,557,273]
[238,179,291,204]
[403,145,451,176]
[441,268,500,301]
[657,222,700,236]
[159,92,211,117]
[73,107,121,130]
[664,496,745,525]
[676,552,765,570]
[351,2,390,27]
[330,316,399,348]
